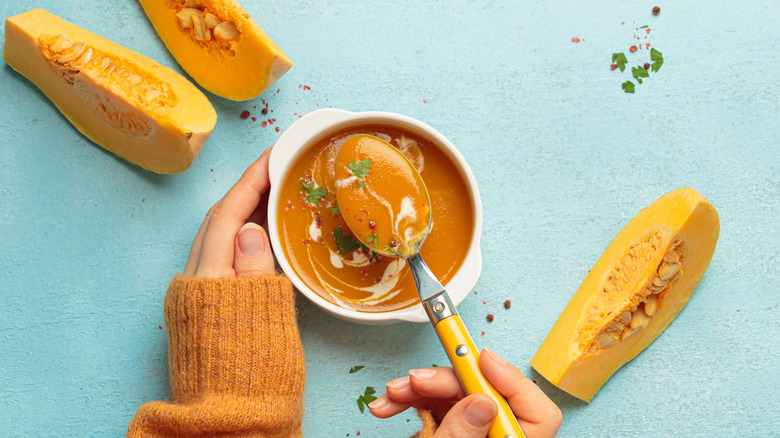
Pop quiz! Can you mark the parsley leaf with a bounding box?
[333,227,363,254]
[650,48,664,72]
[622,81,635,93]
[301,181,328,205]
[366,234,378,248]
[632,65,649,79]
[357,386,377,414]
[349,159,371,178]
[349,159,371,188]
[349,365,365,374]
[612,52,628,72]
[331,201,340,216]
[385,245,401,257]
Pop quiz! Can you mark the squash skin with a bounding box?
[138,0,292,101]
[3,9,216,174]
[530,188,720,402]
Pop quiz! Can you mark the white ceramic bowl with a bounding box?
[268,109,483,324]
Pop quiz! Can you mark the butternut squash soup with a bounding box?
[335,134,432,258]
[276,124,473,312]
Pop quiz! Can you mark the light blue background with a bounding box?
[1,1,778,436]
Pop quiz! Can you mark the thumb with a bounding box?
[434,394,497,438]
[234,222,276,277]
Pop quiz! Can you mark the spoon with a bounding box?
[335,134,525,438]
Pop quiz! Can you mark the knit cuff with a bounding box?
[128,275,305,437]
[164,275,305,405]
[412,408,438,438]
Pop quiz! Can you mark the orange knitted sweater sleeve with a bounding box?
[127,275,305,438]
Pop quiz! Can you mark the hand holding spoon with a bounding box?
[335,134,525,438]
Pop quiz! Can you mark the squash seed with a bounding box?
[664,250,680,264]
[76,47,93,64]
[56,42,86,64]
[658,261,679,281]
[644,295,658,316]
[176,10,194,28]
[607,320,624,334]
[49,35,74,53]
[204,13,221,29]
[214,22,240,41]
[629,309,650,330]
[596,331,619,348]
[618,311,632,325]
[191,13,210,41]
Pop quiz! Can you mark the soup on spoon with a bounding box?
[335,134,432,258]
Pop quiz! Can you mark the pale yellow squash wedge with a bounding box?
[4,8,216,174]
[139,0,292,101]
[531,188,720,402]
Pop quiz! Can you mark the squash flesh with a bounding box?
[530,188,720,402]
[3,8,216,174]
[139,0,292,101]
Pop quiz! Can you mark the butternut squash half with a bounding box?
[531,188,719,402]
[139,0,292,101]
[4,8,216,174]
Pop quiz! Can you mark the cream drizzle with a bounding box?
[308,218,321,242]
[308,242,408,304]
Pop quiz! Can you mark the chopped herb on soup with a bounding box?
[301,180,328,205]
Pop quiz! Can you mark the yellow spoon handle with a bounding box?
[434,314,526,438]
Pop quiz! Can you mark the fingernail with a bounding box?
[464,397,497,427]
[409,368,436,380]
[368,395,388,409]
[238,223,266,255]
[385,376,409,390]
[483,347,507,365]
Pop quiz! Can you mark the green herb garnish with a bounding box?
[357,386,377,413]
[639,25,649,29]
[612,52,628,72]
[349,365,365,374]
[632,65,649,80]
[331,201,340,216]
[366,234,378,248]
[301,180,327,205]
[650,48,664,72]
[385,245,401,257]
[349,159,371,188]
[632,65,649,84]
[334,227,362,254]
[621,81,635,93]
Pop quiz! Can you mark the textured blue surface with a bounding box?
[1,1,778,437]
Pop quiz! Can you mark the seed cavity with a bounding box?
[579,232,685,356]
[168,0,244,51]
[38,34,178,136]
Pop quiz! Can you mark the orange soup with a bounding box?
[335,134,432,258]
[276,124,474,312]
